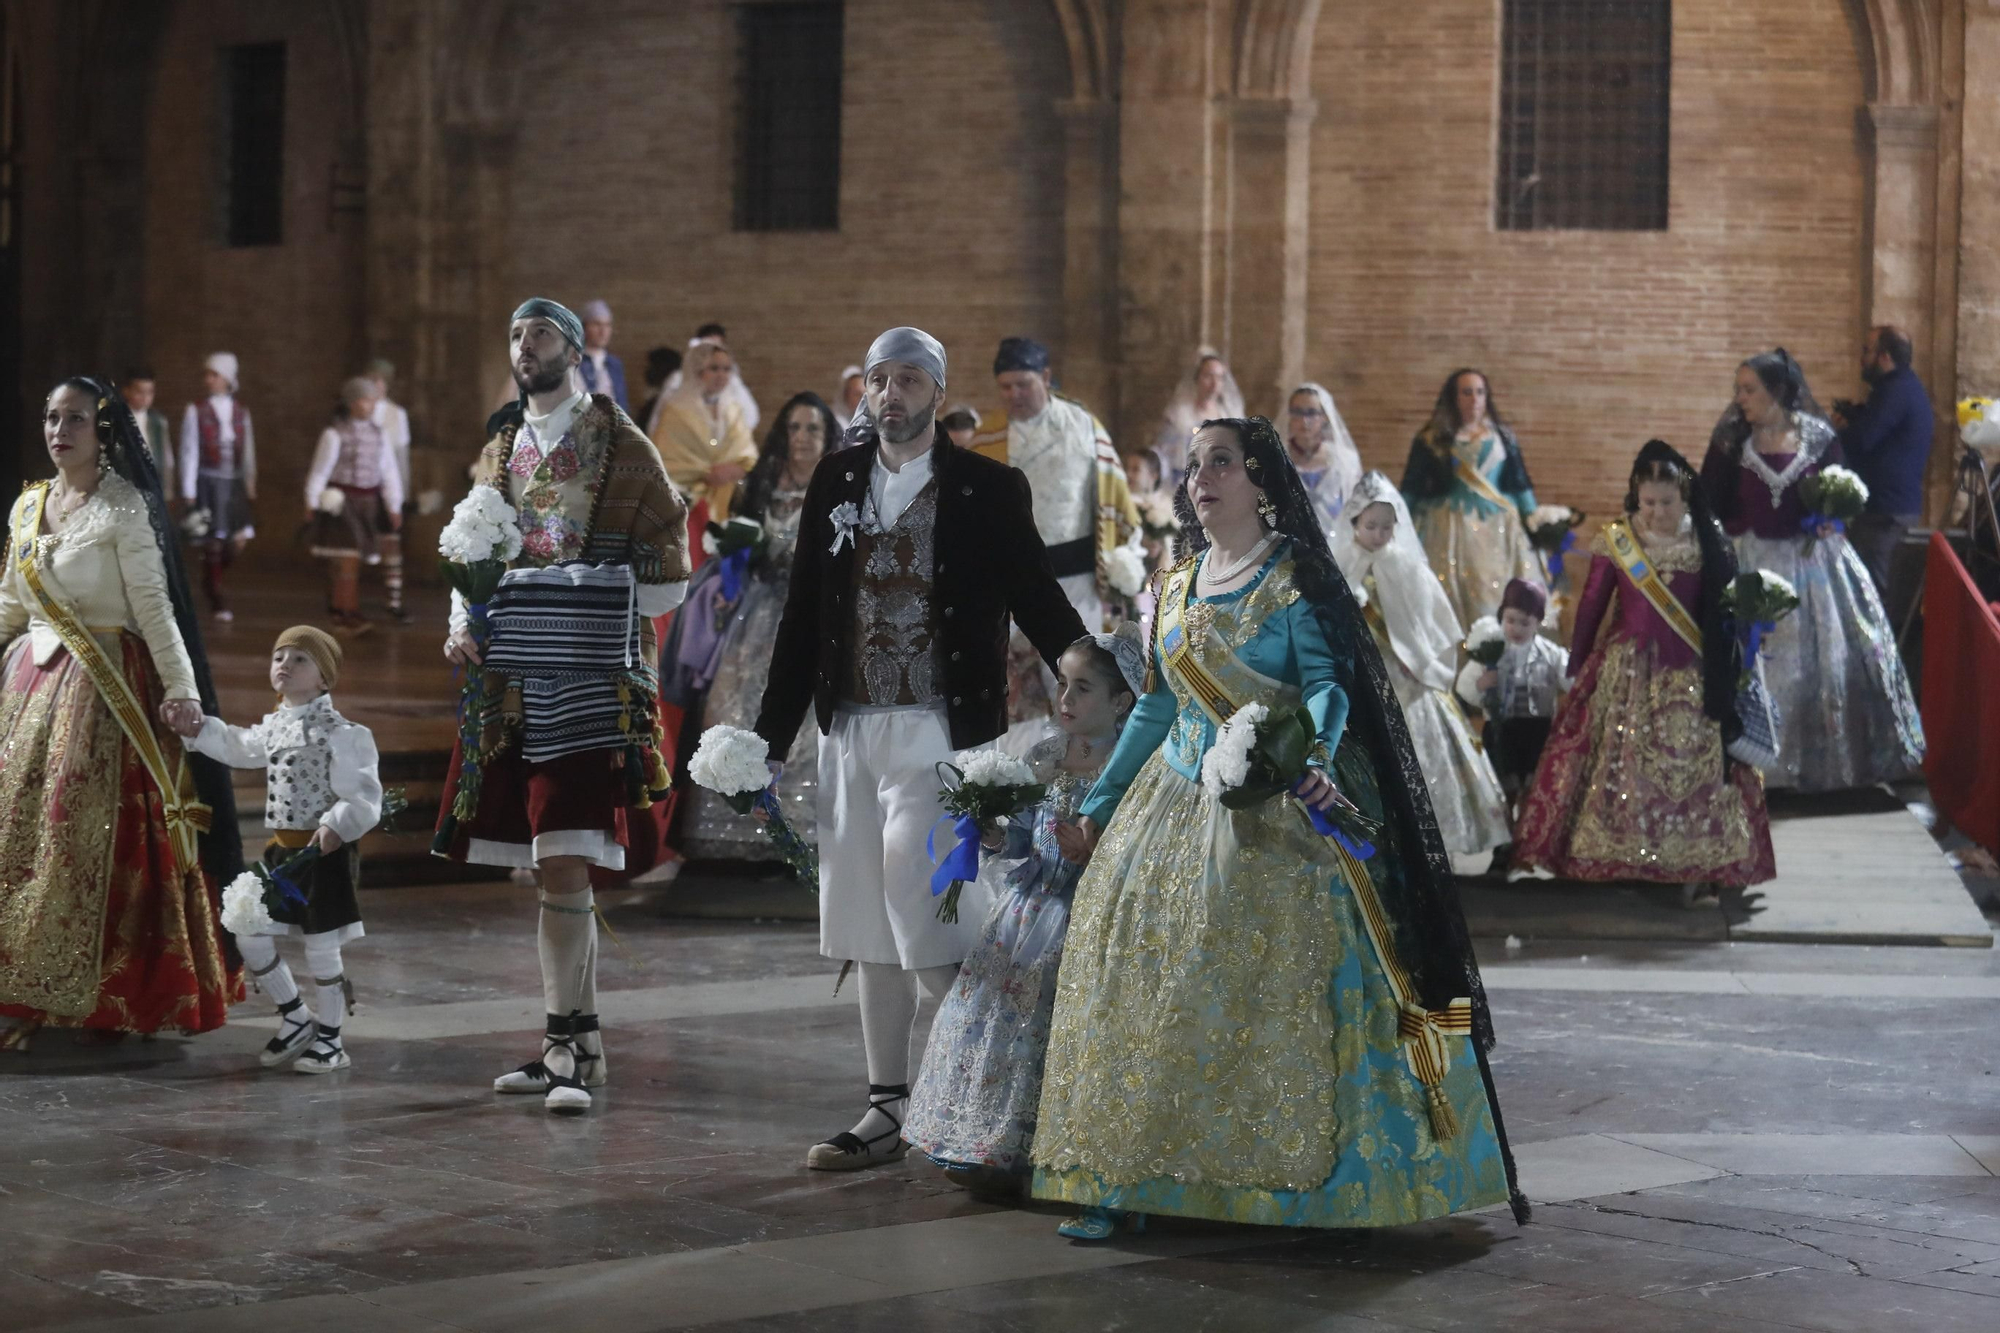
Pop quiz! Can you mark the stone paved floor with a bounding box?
[5,883,1998,1332]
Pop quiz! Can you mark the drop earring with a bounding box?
[1256,490,1278,525]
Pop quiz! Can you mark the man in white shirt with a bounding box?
[439,298,690,1115]
[177,351,257,621]
[753,327,1085,1171]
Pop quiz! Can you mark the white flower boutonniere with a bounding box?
[828,500,861,555]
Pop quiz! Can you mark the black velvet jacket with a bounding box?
[753,426,1087,755]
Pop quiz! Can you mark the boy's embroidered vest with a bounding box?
[198,399,249,472]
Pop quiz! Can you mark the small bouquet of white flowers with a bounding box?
[1525,505,1586,581]
[688,724,819,883]
[1960,397,2000,449]
[930,750,1047,923]
[1135,491,1180,541]
[1720,570,1800,771]
[180,506,212,541]
[315,487,347,517]
[1202,703,1380,859]
[1463,615,1507,669]
[219,847,320,939]
[1797,466,1869,557]
[433,485,525,855]
[1103,543,1147,599]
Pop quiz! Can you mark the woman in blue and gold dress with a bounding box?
[1031,416,1527,1240]
[1400,368,1543,628]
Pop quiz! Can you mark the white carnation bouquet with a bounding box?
[1797,465,1869,557]
[433,485,524,855]
[219,848,321,938]
[1136,491,1180,540]
[1103,543,1147,599]
[1201,703,1379,857]
[315,487,347,517]
[688,724,819,883]
[1525,505,1586,581]
[930,749,1047,923]
[1463,615,1506,668]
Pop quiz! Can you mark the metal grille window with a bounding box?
[734,3,843,232]
[1496,1,1670,232]
[221,42,286,247]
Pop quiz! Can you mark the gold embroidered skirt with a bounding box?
[0,634,237,1031]
[1031,750,1510,1227]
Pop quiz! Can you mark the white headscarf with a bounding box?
[1289,382,1365,526]
[1155,346,1244,456]
[1332,472,1462,691]
[205,352,240,393]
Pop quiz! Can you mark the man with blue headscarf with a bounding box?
[435,297,690,1116]
[755,326,1084,1172]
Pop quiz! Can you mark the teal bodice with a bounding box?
[1080,543,1351,825]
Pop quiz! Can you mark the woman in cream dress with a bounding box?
[0,378,241,1048]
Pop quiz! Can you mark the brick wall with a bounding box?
[1301,0,1871,520]
[140,1,367,528]
[491,0,1071,443]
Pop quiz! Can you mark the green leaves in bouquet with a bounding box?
[1216,705,1316,811]
[934,763,1047,822]
[438,557,509,606]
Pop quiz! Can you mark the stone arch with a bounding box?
[1853,0,1942,104]
[1047,0,1118,102]
[1231,0,1324,101]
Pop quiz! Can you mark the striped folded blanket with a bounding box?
[481,562,649,764]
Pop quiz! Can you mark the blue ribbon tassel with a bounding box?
[926,813,984,896]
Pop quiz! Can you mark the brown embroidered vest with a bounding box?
[843,480,944,708]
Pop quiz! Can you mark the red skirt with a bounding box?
[0,633,239,1033]
[1514,634,1776,886]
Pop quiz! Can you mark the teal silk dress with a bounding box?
[1030,543,1512,1227]
[1408,427,1543,630]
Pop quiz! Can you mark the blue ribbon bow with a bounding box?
[1293,779,1376,859]
[926,813,984,896]
[1547,529,1578,582]
[1799,514,1846,537]
[717,547,752,602]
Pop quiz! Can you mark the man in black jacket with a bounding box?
[754,326,1085,1171]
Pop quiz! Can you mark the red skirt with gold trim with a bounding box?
[0,633,240,1033]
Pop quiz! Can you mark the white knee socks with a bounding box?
[537,888,597,1017]
[303,935,348,1038]
[238,934,300,1007]
[847,961,963,1141]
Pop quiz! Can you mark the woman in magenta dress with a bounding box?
[1515,440,1775,892]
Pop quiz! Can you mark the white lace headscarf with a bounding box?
[1288,381,1365,524]
[1331,472,1464,686]
[1155,346,1245,455]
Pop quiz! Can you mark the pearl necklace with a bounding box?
[1200,532,1277,588]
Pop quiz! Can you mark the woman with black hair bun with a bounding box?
[0,378,243,1050]
[1030,416,1526,1242]
[668,391,838,862]
[1697,350,1923,792]
[1400,367,1544,628]
[1515,441,1775,898]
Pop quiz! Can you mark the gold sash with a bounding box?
[1603,519,1702,653]
[1451,436,1511,509]
[1157,550,1471,1140]
[10,485,210,872]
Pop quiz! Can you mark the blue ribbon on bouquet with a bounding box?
[1547,528,1578,582]
[926,813,984,896]
[1798,514,1845,538]
[1741,618,1776,674]
[1292,778,1376,860]
[717,547,752,602]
